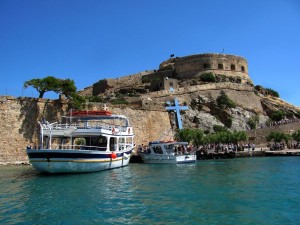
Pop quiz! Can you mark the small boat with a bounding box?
[26,110,134,173]
[138,141,196,164]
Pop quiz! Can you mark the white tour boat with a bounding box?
[26,110,134,173]
[138,141,196,164]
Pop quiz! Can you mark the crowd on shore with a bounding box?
[137,142,257,155]
[250,118,300,130]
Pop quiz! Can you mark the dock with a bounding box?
[265,149,300,156]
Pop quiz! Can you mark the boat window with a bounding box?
[74,138,86,149]
[91,136,107,151]
[119,137,125,150]
[153,146,163,154]
[110,137,117,151]
[126,137,133,145]
[165,144,173,149]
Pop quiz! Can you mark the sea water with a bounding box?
[1,157,300,225]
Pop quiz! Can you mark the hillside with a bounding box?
[1,53,300,164]
[78,53,300,134]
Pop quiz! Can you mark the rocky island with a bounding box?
[1,53,300,164]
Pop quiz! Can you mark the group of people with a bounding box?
[267,118,299,127]
[195,143,256,153]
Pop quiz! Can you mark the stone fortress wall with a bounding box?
[161,53,252,84]
[79,71,153,96]
[0,96,171,164]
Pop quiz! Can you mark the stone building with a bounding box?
[159,53,252,85]
[149,77,179,92]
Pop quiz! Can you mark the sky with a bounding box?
[0,0,300,106]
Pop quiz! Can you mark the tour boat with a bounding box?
[26,110,134,173]
[138,141,196,164]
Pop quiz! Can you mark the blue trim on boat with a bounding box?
[27,150,132,159]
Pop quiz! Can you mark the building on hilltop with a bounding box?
[144,53,253,92]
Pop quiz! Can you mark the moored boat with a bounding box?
[26,110,134,173]
[138,141,196,164]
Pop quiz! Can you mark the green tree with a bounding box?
[24,76,60,98]
[24,76,77,99]
[192,129,205,147]
[292,130,300,144]
[69,93,85,109]
[231,131,247,144]
[59,79,77,98]
[266,131,290,144]
[213,125,228,133]
[174,128,194,143]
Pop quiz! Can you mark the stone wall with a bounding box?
[79,70,153,96]
[246,121,300,146]
[142,82,263,113]
[0,96,171,164]
[0,96,69,164]
[160,53,252,84]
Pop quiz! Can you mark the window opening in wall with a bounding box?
[241,66,245,72]
[231,64,236,70]
[203,63,210,69]
[218,64,223,69]
[169,82,173,87]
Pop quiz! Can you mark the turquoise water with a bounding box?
[1,157,300,225]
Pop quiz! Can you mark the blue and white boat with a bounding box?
[138,141,196,164]
[26,110,134,173]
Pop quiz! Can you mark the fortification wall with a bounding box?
[0,96,171,164]
[0,96,69,164]
[165,53,252,84]
[140,82,263,113]
[79,70,153,96]
[246,121,300,146]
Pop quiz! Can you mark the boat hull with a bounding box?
[27,149,132,173]
[139,153,196,164]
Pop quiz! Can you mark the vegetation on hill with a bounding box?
[216,90,236,109]
[175,128,247,148]
[255,85,280,98]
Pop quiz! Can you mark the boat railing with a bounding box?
[44,122,130,133]
[49,144,107,151]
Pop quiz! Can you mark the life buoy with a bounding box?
[112,128,115,135]
[111,152,117,159]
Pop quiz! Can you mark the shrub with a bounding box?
[110,97,128,105]
[270,110,285,121]
[265,88,279,97]
[86,96,103,102]
[213,125,228,133]
[247,115,259,129]
[216,91,236,109]
[200,73,216,82]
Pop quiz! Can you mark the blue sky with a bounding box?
[1,0,300,106]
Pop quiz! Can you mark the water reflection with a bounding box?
[1,158,300,224]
